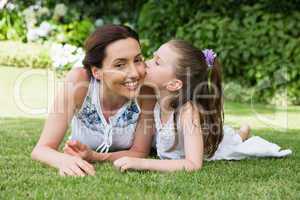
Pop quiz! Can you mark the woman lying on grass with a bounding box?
[113,40,251,172]
[31,24,156,176]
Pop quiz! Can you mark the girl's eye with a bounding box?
[155,60,159,66]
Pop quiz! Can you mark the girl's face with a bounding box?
[93,38,146,99]
[145,43,180,90]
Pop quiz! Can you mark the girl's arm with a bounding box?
[31,68,95,176]
[63,86,156,162]
[114,103,204,172]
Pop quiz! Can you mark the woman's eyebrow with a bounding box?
[113,53,142,63]
[113,58,127,63]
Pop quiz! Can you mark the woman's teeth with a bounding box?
[124,81,138,90]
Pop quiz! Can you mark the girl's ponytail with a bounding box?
[167,40,224,158]
[200,51,224,157]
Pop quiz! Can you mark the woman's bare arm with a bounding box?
[31,68,95,176]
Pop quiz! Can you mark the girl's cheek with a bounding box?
[147,67,157,78]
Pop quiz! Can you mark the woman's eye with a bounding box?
[134,57,143,63]
[115,63,125,68]
[155,61,159,66]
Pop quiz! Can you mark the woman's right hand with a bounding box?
[57,154,96,177]
[63,140,95,162]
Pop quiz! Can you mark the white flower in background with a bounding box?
[64,44,77,54]
[23,3,51,40]
[0,0,8,10]
[50,43,84,69]
[37,7,50,18]
[26,21,53,41]
[73,48,85,68]
[0,1,18,10]
[32,4,41,10]
[56,33,66,43]
[53,4,67,19]
[37,21,52,37]
[113,17,121,25]
[26,29,39,41]
[23,6,37,28]
[6,2,15,10]
[95,18,104,27]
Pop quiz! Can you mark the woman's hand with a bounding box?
[63,140,95,162]
[58,154,96,177]
[113,157,144,172]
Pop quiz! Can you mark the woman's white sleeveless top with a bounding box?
[69,77,141,153]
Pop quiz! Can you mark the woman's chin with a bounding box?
[126,92,139,100]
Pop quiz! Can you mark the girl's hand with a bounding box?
[63,140,94,162]
[58,154,96,177]
[113,157,143,172]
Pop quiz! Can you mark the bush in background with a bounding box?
[137,0,300,105]
[0,0,147,46]
[0,8,26,41]
[0,0,299,105]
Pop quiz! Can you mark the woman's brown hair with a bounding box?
[82,24,140,77]
[168,39,224,158]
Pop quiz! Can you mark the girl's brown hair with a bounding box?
[82,24,140,77]
[168,39,224,158]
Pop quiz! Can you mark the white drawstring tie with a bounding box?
[96,126,113,153]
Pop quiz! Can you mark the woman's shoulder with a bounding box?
[65,68,91,109]
[65,67,90,83]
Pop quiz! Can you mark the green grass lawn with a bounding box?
[1,66,299,199]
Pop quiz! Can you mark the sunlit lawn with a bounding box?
[1,66,299,199]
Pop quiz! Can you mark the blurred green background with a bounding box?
[0,0,299,106]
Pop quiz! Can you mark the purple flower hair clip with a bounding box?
[202,49,216,93]
[202,49,217,68]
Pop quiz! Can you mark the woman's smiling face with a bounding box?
[145,43,179,89]
[93,38,146,99]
